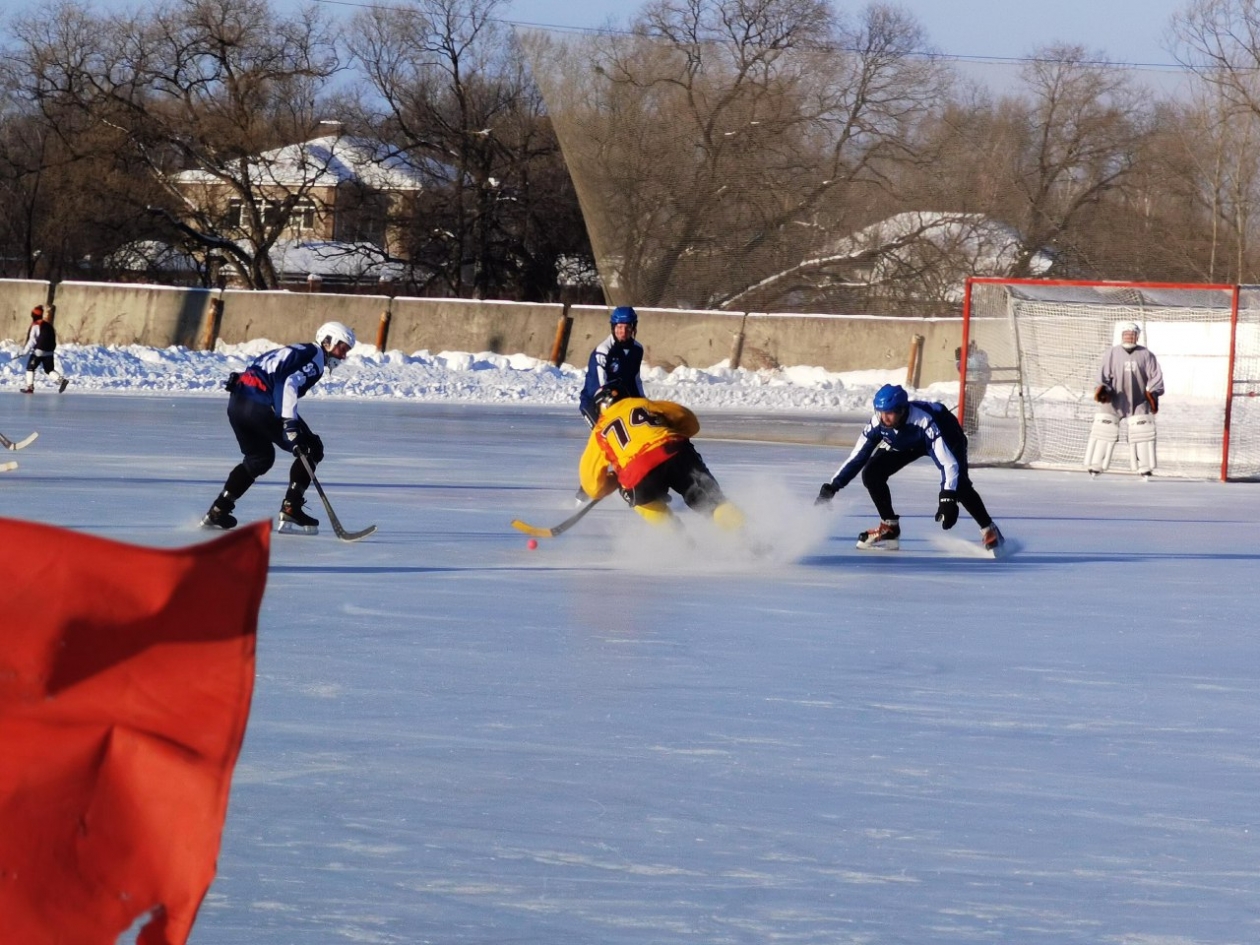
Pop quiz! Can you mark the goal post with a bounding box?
[961,277,1260,481]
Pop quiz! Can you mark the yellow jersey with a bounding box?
[579,398,700,499]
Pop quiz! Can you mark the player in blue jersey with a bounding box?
[815,384,1004,553]
[579,306,646,427]
[202,322,355,535]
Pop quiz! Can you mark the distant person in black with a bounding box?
[21,306,69,394]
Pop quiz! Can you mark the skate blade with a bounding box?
[200,516,235,530]
[276,518,319,536]
[856,537,899,551]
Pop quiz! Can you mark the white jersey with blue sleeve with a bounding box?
[828,403,964,491]
[238,342,327,421]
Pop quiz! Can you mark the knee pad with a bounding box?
[633,500,676,528]
[1127,416,1156,473]
[1083,413,1119,473]
[242,449,275,479]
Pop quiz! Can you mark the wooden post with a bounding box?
[906,333,924,388]
[550,301,573,367]
[200,298,224,351]
[376,307,392,352]
[729,313,748,370]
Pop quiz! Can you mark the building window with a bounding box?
[222,197,317,232]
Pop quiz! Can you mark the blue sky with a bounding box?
[6,0,1192,72]
[496,0,1190,67]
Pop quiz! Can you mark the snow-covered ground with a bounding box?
[3,342,1257,945]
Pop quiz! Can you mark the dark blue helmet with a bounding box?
[873,384,908,412]
[610,306,638,327]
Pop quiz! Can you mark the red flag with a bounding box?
[0,518,270,945]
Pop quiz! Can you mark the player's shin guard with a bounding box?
[712,501,745,531]
[1083,413,1119,474]
[633,499,677,528]
[1127,415,1157,474]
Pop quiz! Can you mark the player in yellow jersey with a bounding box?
[578,382,744,531]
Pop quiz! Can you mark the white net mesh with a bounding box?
[963,280,1260,480]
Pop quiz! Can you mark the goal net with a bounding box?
[962,278,1260,480]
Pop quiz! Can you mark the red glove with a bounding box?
[1094,385,1112,404]
[1145,391,1160,414]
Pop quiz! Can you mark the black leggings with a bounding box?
[222,394,324,500]
[626,441,727,515]
[860,447,993,529]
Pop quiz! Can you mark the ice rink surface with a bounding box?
[4,392,1259,945]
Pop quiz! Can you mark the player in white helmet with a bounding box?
[202,321,356,534]
[1085,321,1164,478]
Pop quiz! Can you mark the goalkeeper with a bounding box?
[1085,322,1165,478]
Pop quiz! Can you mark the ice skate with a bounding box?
[201,501,238,530]
[981,523,1005,556]
[20,387,33,394]
[277,497,320,535]
[856,518,900,551]
[58,377,69,393]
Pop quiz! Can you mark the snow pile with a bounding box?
[0,340,949,414]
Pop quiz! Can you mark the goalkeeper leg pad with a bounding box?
[1127,415,1157,474]
[1083,413,1120,474]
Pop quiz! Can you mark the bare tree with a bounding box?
[348,0,584,300]
[523,0,950,310]
[988,45,1150,276]
[1173,0,1260,280]
[11,0,343,288]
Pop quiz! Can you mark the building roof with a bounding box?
[174,135,436,190]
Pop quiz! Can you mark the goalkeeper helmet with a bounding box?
[873,384,908,412]
[610,306,638,327]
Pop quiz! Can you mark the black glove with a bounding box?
[1094,385,1113,404]
[282,419,306,456]
[815,482,838,506]
[935,489,958,529]
[1145,391,1160,414]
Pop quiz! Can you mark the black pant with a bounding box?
[625,441,727,515]
[221,394,323,502]
[860,445,993,529]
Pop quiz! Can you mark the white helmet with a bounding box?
[315,321,355,354]
[1119,321,1140,338]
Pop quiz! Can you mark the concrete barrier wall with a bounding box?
[0,279,966,385]
[0,279,54,346]
[50,281,213,347]
[216,289,393,349]
[388,297,563,359]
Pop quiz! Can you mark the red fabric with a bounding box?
[0,518,270,945]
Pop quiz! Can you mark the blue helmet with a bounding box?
[610,306,638,327]
[873,384,908,412]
